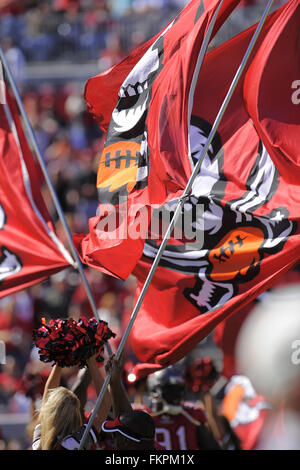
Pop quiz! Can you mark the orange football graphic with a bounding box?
[208,226,265,282]
[97,141,141,195]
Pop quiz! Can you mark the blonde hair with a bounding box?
[39,386,82,450]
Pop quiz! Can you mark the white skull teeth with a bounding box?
[112,96,148,133]
[118,80,149,98]
[112,81,150,134]
[0,248,22,282]
[110,37,161,135]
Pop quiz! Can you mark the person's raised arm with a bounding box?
[35,364,62,424]
[41,365,62,408]
[86,355,112,432]
[71,368,91,420]
[106,354,132,418]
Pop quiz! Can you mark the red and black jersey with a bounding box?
[83,412,115,450]
[151,402,219,450]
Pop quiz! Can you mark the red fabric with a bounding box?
[8,94,54,228]
[214,302,255,379]
[214,0,300,379]
[74,0,241,280]
[130,2,300,372]
[0,0,25,15]
[243,0,300,184]
[214,267,300,379]
[0,89,70,298]
[84,0,240,135]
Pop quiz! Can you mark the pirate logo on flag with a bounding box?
[144,117,296,315]
[97,21,175,205]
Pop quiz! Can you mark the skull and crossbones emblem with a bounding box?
[97,20,176,205]
[143,117,295,315]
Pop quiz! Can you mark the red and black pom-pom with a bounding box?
[32,317,115,368]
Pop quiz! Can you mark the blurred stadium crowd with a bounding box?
[0,0,289,450]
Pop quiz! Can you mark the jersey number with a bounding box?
[155,425,187,450]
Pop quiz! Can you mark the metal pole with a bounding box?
[78,0,276,450]
[188,0,225,168]
[0,46,107,326]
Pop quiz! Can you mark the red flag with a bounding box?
[214,302,255,379]
[214,266,300,380]
[84,0,241,135]
[74,0,241,279]
[243,0,300,184]
[0,86,72,298]
[130,2,300,372]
